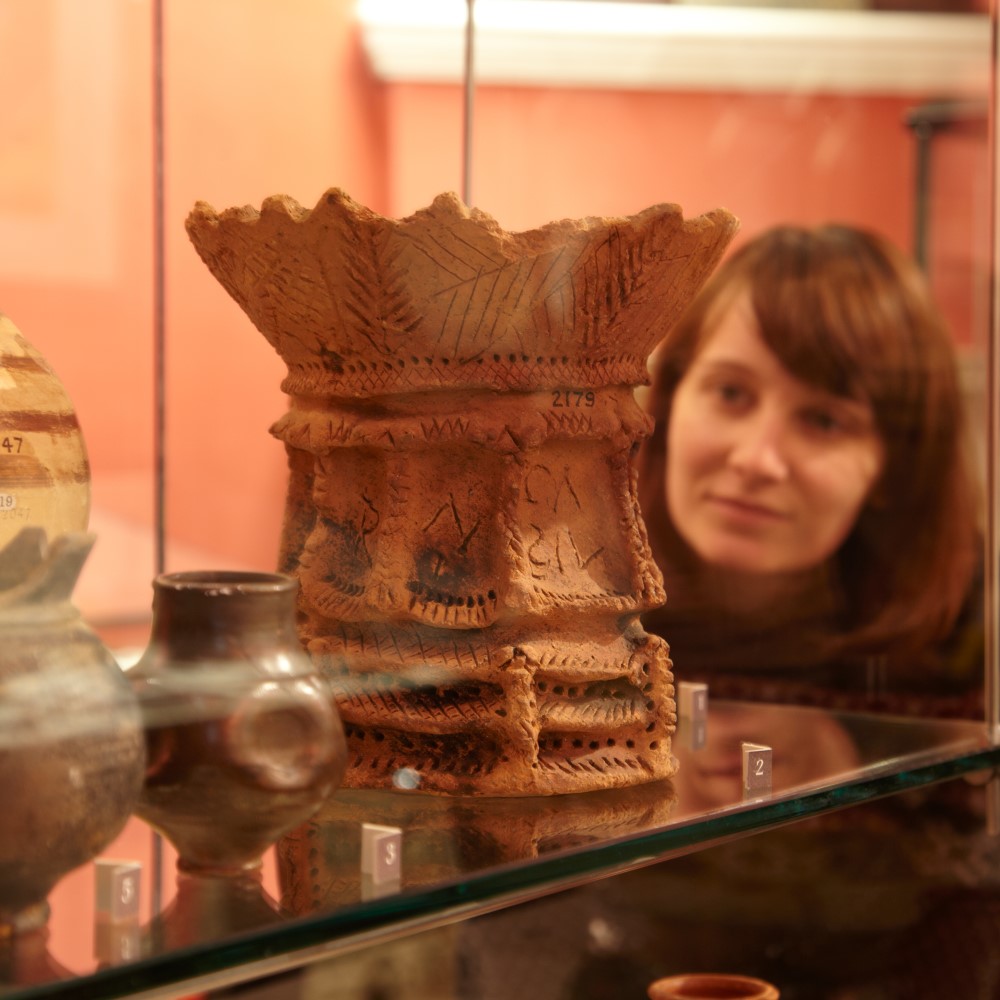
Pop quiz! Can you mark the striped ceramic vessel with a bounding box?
[0,314,90,549]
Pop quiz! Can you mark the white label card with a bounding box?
[361,823,403,885]
[677,681,708,721]
[741,742,772,798]
[94,860,142,921]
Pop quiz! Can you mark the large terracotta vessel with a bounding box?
[187,189,738,795]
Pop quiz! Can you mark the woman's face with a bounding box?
[665,293,885,576]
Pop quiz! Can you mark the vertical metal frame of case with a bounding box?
[988,4,1000,747]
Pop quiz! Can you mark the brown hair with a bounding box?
[637,224,980,656]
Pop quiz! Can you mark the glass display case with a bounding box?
[0,1,996,997]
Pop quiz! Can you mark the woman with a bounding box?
[637,224,982,715]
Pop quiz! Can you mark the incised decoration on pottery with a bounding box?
[187,189,739,796]
[129,571,348,874]
[0,528,145,930]
[0,314,90,549]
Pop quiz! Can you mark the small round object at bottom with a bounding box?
[647,973,779,1000]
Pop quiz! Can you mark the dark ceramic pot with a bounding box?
[0,530,145,930]
[130,571,347,874]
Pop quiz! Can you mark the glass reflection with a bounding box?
[274,700,983,924]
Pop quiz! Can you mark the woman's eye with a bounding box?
[712,382,750,407]
[801,408,842,434]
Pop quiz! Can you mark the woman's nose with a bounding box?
[726,416,790,482]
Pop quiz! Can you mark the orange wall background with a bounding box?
[162,0,387,587]
[0,0,989,621]
[386,84,915,238]
[0,0,157,626]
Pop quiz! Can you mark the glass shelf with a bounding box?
[1,4,995,999]
[8,702,998,1000]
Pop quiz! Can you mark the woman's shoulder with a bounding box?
[642,563,986,721]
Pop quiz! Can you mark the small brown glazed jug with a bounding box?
[130,571,347,874]
[648,973,780,1000]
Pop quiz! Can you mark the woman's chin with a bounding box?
[701,548,789,577]
[692,547,828,610]
[674,526,831,589]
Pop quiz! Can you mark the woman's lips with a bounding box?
[706,494,789,521]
